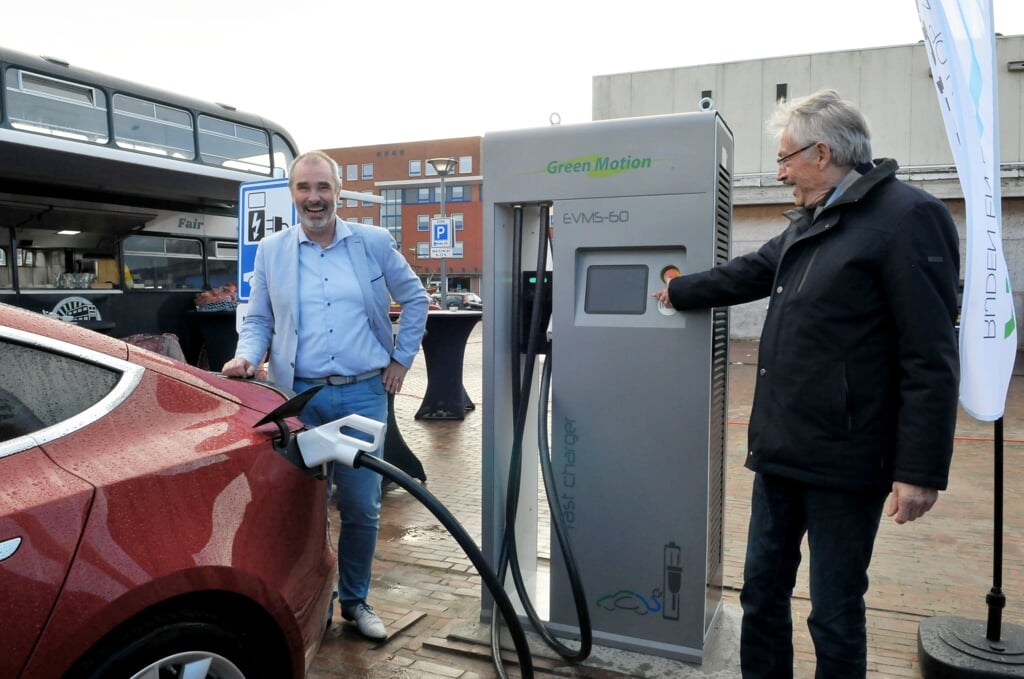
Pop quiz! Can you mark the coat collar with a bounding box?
[782,158,899,229]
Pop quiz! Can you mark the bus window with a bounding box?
[207,241,238,289]
[197,115,270,174]
[5,69,109,144]
[16,248,59,288]
[113,94,195,160]
[123,235,203,290]
[272,133,297,178]
[0,247,9,289]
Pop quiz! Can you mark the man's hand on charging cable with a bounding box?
[221,357,255,378]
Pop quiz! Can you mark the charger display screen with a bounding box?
[584,265,648,314]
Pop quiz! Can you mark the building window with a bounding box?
[451,185,465,201]
[346,198,357,207]
[361,190,374,206]
[415,242,429,258]
[776,83,788,102]
[417,214,429,231]
[452,213,464,231]
[417,187,430,203]
[361,162,373,180]
[386,226,401,246]
[459,155,472,174]
[381,188,402,245]
[409,160,421,177]
[362,217,374,225]
[346,164,358,181]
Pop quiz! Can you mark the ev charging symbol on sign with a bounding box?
[248,209,266,242]
[430,218,453,258]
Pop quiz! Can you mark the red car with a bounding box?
[0,303,334,678]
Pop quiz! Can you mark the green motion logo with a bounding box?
[542,154,654,178]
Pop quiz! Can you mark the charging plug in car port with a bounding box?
[252,385,329,477]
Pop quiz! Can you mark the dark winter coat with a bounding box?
[668,159,960,493]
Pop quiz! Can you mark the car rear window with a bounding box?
[0,340,119,441]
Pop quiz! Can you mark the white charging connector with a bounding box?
[295,414,386,468]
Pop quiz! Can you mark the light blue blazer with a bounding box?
[235,218,428,389]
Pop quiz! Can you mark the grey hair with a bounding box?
[768,89,873,166]
[289,150,342,192]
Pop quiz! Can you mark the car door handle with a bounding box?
[0,537,22,562]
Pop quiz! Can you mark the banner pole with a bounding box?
[984,417,1005,642]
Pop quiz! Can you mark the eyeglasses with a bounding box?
[776,142,817,167]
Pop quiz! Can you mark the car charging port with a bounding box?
[252,385,328,476]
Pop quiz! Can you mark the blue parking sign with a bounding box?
[431,218,453,248]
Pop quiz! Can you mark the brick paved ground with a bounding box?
[309,324,1024,678]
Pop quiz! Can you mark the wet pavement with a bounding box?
[309,323,1024,678]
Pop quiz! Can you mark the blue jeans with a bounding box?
[294,377,387,608]
[740,473,887,679]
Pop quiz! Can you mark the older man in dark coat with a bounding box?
[653,89,960,678]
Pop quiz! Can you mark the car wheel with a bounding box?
[128,650,247,678]
[66,607,289,679]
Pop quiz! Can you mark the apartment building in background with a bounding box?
[325,137,483,295]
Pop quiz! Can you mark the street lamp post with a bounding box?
[427,157,457,301]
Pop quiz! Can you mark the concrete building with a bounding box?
[593,34,1024,341]
[324,138,483,295]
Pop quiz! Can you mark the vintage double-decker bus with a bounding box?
[0,45,299,362]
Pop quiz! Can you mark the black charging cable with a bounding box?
[353,453,536,678]
[489,203,592,677]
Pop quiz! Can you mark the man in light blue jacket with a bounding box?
[223,150,428,640]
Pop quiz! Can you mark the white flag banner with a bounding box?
[916,0,1017,421]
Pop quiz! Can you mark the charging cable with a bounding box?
[489,203,592,677]
[292,414,536,678]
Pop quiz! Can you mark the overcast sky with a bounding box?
[4,1,1024,152]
